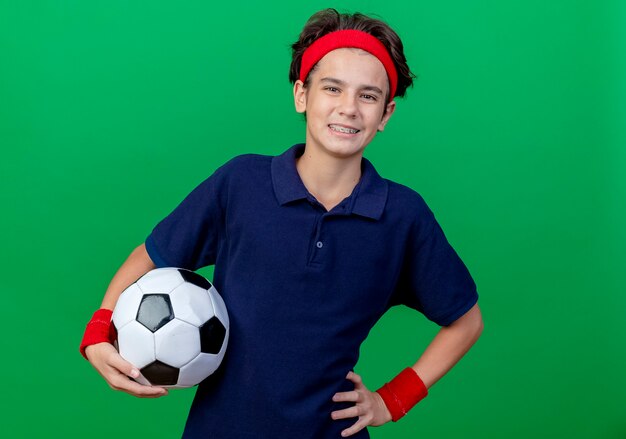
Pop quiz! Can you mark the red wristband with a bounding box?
[376,367,428,422]
[79,308,117,360]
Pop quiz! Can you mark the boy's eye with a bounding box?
[361,94,377,101]
[324,86,340,93]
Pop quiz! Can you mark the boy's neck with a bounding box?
[295,145,362,212]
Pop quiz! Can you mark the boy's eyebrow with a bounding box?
[320,77,384,95]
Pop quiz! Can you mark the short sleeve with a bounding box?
[145,167,225,271]
[391,207,478,326]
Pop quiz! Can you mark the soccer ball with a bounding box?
[112,267,229,388]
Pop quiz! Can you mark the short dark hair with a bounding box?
[289,9,416,99]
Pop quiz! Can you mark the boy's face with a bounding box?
[293,48,396,161]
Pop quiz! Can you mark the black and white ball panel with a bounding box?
[116,320,156,371]
[141,360,179,386]
[169,282,215,327]
[154,319,201,368]
[178,350,222,387]
[200,317,226,355]
[178,268,213,290]
[203,283,229,357]
[208,285,228,328]
[112,283,144,332]
[137,294,174,332]
[136,267,185,295]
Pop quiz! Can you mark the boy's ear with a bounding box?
[293,80,307,113]
[377,100,397,132]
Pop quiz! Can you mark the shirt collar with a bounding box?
[271,144,388,220]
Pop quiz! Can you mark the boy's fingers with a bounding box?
[347,371,361,382]
[333,390,360,402]
[331,405,362,420]
[341,418,369,437]
[108,351,140,379]
[101,350,167,398]
[107,371,168,397]
[346,371,365,389]
[122,379,168,398]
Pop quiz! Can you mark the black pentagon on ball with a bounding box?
[141,360,179,386]
[200,316,226,354]
[178,268,212,290]
[136,294,174,332]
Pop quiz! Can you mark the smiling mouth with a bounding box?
[329,124,360,134]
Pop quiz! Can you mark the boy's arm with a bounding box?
[99,243,156,310]
[412,302,484,388]
[332,303,484,436]
[83,243,168,398]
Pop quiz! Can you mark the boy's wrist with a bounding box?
[79,308,116,360]
[375,367,428,422]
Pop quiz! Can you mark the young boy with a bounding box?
[81,9,483,438]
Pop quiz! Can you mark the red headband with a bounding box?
[299,29,398,102]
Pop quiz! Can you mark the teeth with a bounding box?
[330,124,359,134]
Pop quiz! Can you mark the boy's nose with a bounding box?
[337,94,358,118]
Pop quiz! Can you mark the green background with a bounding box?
[1,0,624,437]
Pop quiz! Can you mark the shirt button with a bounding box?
[316,241,323,248]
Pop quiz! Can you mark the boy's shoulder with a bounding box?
[218,152,273,172]
[373,173,441,233]
[209,152,274,184]
[383,177,431,215]
[377,178,440,240]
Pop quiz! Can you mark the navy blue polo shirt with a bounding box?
[145,143,478,439]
